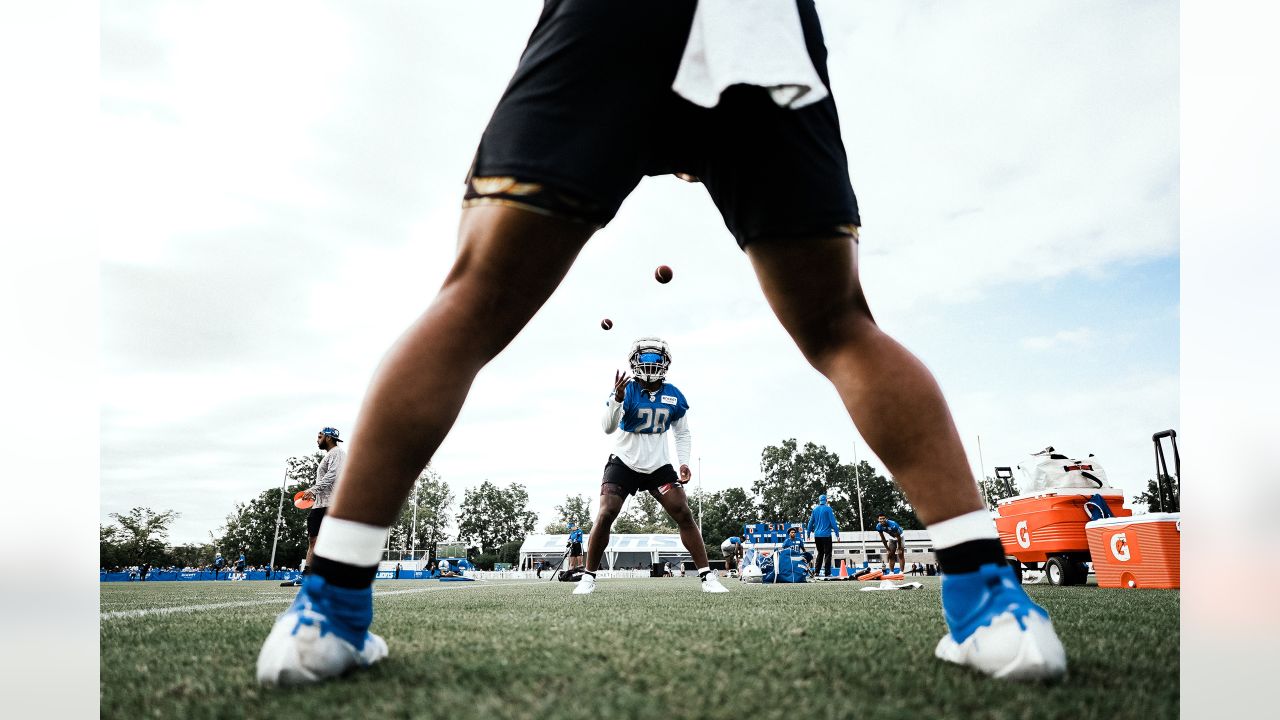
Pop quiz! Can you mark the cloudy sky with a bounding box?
[100,0,1178,545]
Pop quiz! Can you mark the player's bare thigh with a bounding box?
[595,490,626,521]
[649,484,694,523]
[744,234,874,357]
[442,205,595,336]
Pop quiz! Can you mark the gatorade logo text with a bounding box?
[1110,532,1131,562]
[1015,521,1031,548]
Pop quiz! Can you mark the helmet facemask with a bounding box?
[628,337,671,384]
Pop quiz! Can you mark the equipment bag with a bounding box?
[761,548,810,583]
[557,567,585,582]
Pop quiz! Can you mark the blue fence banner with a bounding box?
[101,568,481,582]
[100,570,300,582]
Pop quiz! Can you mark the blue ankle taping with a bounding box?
[293,575,374,649]
[941,563,1048,643]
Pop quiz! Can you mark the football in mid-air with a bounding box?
[654,265,673,283]
[600,318,613,330]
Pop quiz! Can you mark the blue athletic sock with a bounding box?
[292,575,374,650]
[940,563,1047,643]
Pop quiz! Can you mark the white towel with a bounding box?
[672,0,830,110]
[859,580,925,592]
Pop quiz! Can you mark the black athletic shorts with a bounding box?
[569,542,583,557]
[307,507,327,537]
[464,0,860,248]
[600,455,680,498]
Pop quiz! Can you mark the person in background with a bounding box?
[301,427,347,579]
[806,494,841,577]
[875,513,906,574]
[567,522,585,570]
[782,526,805,551]
[720,535,743,573]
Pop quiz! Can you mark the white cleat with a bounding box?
[572,572,596,595]
[934,610,1067,681]
[700,571,729,593]
[256,606,388,687]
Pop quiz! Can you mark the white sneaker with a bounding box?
[700,571,729,593]
[934,564,1067,681]
[572,572,596,595]
[256,578,388,686]
[934,610,1067,680]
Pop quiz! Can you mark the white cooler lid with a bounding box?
[1085,512,1180,529]
[998,489,1126,504]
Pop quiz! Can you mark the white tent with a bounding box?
[518,533,689,571]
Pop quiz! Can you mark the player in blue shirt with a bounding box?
[781,527,815,578]
[875,513,906,573]
[567,523,585,570]
[213,552,224,580]
[719,536,743,574]
[782,526,805,551]
[574,338,727,595]
[805,495,841,577]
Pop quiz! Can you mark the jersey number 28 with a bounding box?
[635,407,670,433]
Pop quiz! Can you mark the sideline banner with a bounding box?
[99,570,299,582]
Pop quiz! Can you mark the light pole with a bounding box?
[976,433,989,511]
[852,441,867,559]
[268,461,289,574]
[410,481,419,560]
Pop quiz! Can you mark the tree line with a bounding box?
[108,437,1179,571]
[536,438,924,561]
[100,440,920,570]
[99,452,543,571]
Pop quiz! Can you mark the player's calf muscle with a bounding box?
[791,311,879,374]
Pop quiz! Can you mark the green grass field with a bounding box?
[101,577,1178,719]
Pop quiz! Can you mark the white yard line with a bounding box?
[100,581,531,621]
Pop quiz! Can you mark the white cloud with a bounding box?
[1021,327,1094,351]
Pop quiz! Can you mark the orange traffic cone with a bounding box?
[838,560,849,578]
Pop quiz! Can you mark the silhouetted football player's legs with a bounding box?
[328,206,593,527]
[745,235,1065,680]
[745,235,984,525]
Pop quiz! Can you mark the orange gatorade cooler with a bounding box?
[1085,513,1181,589]
[996,490,1132,563]
[993,448,1134,585]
